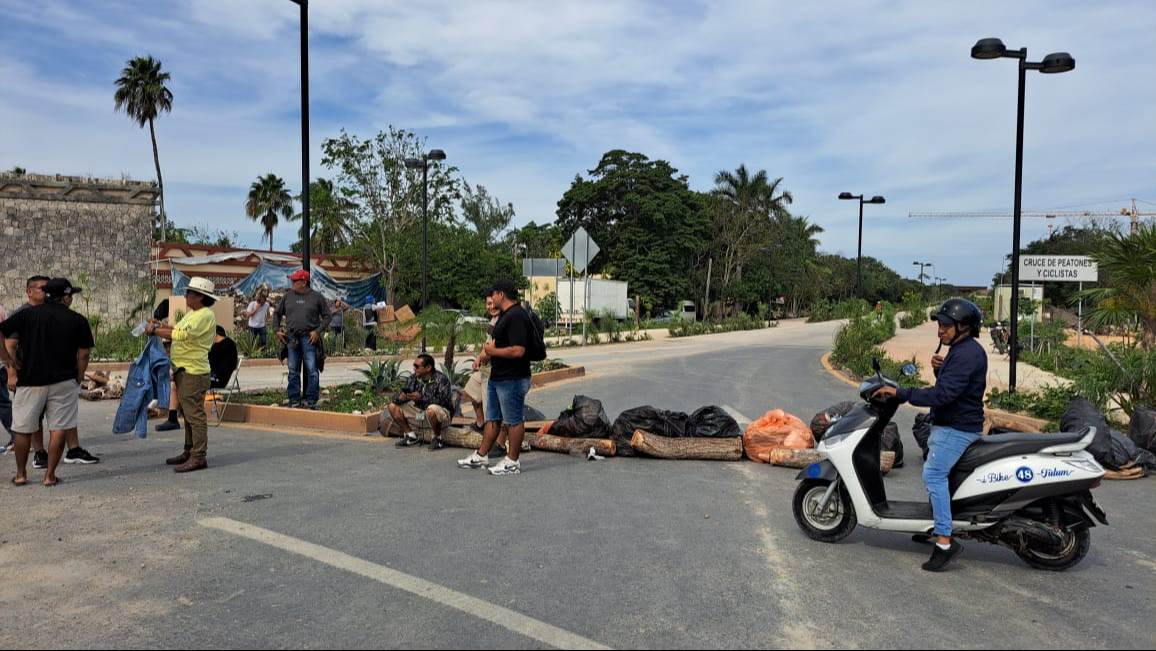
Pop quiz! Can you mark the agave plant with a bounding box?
[356,358,408,393]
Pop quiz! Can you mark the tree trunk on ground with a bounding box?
[630,429,743,460]
[765,447,895,474]
[528,432,616,457]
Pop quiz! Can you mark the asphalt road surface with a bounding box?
[1,320,1152,649]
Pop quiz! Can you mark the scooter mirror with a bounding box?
[900,363,918,377]
[872,357,881,374]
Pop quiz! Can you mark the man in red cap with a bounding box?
[272,269,330,409]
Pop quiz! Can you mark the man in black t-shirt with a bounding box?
[0,278,95,487]
[457,278,533,476]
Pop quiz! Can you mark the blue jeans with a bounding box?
[286,334,320,406]
[0,367,12,445]
[923,425,982,537]
[249,326,267,347]
[485,377,532,426]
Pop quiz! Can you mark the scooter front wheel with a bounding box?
[793,479,857,542]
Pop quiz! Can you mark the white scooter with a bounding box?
[792,361,1108,571]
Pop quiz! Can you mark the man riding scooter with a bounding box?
[872,298,986,572]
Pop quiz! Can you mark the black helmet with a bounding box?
[932,298,982,332]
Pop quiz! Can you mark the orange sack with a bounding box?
[743,409,814,463]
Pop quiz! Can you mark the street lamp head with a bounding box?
[838,192,856,200]
[404,157,423,169]
[867,196,886,204]
[971,38,1007,59]
[1040,52,1075,74]
[426,149,447,161]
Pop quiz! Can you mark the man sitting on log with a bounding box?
[384,353,454,450]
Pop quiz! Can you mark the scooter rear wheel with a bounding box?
[1015,527,1091,571]
[793,479,857,542]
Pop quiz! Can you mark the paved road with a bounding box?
[1,320,1152,649]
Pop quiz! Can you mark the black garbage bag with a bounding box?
[523,404,548,423]
[913,413,933,461]
[1110,430,1156,471]
[1129,405,1156,454]
[882,422,904,468]
[549,395,611,439]
[1060,398,1113,467]
[810,401,857,440]
[610,406,691,456]
[687,406,742,438]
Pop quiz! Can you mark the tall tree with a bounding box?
[114,55,173,238]
[289,177,356,255]
[320,127,459,303]
[1080,224,1156,349]
[773,214,826,315]
[556,150,711,308]
[710,165,794,301]
[460,183,515,244]
[245,173,295,252]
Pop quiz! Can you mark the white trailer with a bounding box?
[556,279,630,324]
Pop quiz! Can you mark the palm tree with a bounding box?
[246,173,295,252]
[711,165,795,294]
[1080,224,1156,349]
[114,55,173,238]
[290,177,356,255]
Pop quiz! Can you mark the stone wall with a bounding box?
[0,173,157,324]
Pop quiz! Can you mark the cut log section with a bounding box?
[765,447,896,474]
[630,429,743,461]
[528,432,617,457]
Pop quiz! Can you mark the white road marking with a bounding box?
[721,404,752,426]
[199,517,611,650]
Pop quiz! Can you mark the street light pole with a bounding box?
[839,192,885,300]
[289,0,310,272]
[972,37,1074,392]
[913,261,930,293]
[404,149,447,353]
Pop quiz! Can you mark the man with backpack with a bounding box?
[457,278,542,476]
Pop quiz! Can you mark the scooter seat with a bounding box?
[954,429,1089,475]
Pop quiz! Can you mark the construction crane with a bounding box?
[908,198,1156,235]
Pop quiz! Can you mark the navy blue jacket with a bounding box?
[113,336,172,439]
[896,336,987,433]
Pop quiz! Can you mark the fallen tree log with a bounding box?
[984,410,1044,434]
[764,447,895,474]
[425,427,481,449]
[528,432,617,457]
[630,429,742,461]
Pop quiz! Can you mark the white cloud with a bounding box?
[1,0,1152,283]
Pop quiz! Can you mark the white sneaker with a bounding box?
[488,457,521,476]
[457,451,489,469]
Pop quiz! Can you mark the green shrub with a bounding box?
[666,313,772,338]
[987,384,1083,422]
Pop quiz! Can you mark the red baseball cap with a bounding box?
[287,269,311,282]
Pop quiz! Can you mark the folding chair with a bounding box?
[210,356,244,427]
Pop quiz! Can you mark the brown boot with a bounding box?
[166,450,191,465]
[174,457,207,473]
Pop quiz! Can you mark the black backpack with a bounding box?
[523,305,548,362]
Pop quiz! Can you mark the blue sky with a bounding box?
[2,0,1153,287]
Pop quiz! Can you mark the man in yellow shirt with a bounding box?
[147,277,216,473]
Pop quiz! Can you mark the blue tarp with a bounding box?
[171,260,383,303]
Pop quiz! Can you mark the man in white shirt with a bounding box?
[245,294,270,347]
